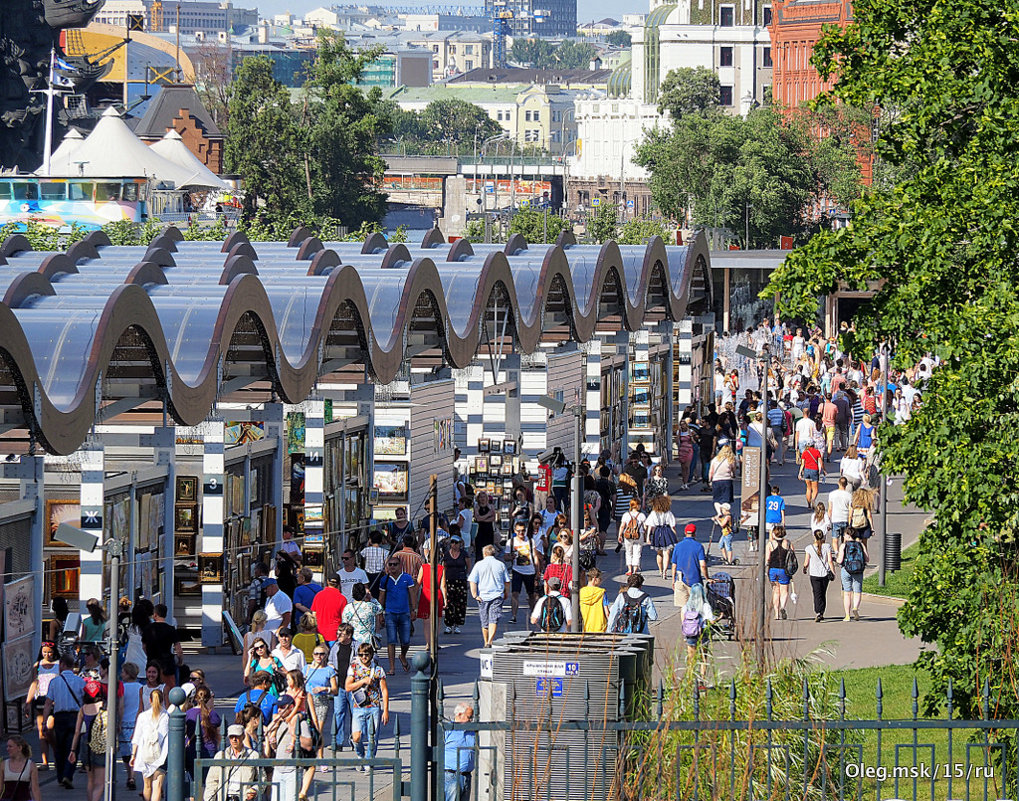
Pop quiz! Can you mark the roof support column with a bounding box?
[464,364,484,456]
[674,319,693,454]
[201,419,225,647]
[304,398,325,583]
[519,352,548,458]
[18,454,45,657]
[78,443,104,608]
[264,403,285,551]
[481,361,507,448]
[581,339,602,460]
[153,426,176,619]
[502,353,521,449]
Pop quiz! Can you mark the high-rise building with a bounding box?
[484,0,576,39]
[91,0,258,35]
[769,0,852,110]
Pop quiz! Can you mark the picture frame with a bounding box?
[475,457,488,473]
[374,424,408,456]
[489,454,503,468]
[198,553,224,585]
[502,479,514,491]
[174,575,202,597]
[477,439,490,453]
[45,500,80,547]
[500,464,512,476]
[304,546,325,570]
[631,361,650,382]
[503,440,517,455]
[372,462,409,501]
[630,385,651,405]
[631,410,651,429]
[175,476,198,503]
[238,552,251,584]
[49,556,79,599]
[486,481,497,493]
[175,505,198,533]
[174,534,195,557]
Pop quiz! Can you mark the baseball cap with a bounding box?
[547,576,562,590]
[277,694,295,707]
[684,524,697,535]
[263,578,277,586]
[450,534,463,542]
[227,724,245,738]
[180,682,197,699]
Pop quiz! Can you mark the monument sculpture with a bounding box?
[0,0,105,171]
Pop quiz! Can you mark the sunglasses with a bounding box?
[387,562,399,567]
[314,651,328,656]
[342,556,353,561]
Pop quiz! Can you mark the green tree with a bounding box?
[606,30,631,47]
[302,30,391,228]
[617,216,672,245]
[587,202,618,243]
[462,218,487,243]
[657,67,721,119]
[511,38,556,68]
[763,0,1019,718]
[419,99,501,147]
[507,207,571,243]
[554,40,597,69]
[225,57,307,221]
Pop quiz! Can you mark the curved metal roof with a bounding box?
[607,60,632,98]
[646,4,678,28]
[0,226,712,455]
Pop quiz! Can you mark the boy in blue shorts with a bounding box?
[712,503,736,565]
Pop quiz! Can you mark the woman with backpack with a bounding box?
[837,528,869,621]
[645,495,678,579]
[243,637,286,695]
[765,525,797,620]
[682,583,715,688]
[848,489,875,539]
[68,679,106,801]
[606,574,659,634]
[617,498,647,576]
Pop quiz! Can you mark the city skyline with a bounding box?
[256,0,642,24]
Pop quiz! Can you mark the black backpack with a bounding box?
[784,544,799,575]
[843,541,865,573]
[539,596,567,632]
[612,592,648,634]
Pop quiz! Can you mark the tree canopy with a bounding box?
[764,0,1019,718]
[657,67,720,119]
[605,30,631,48]
[510,38,596,69]
[383,99,501,154]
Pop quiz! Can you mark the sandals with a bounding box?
[400,656,410,672]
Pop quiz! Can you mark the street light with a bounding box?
[53,523,123,801]
[536,394,583,632]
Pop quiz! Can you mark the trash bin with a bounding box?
[883,531,902,572]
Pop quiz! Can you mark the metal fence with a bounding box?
[166,661,1019,801]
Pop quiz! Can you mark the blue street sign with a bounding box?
[536,677,564,697]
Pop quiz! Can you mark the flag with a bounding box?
[52,73,74,89]
[55,56,76,72]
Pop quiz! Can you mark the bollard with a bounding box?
[165,686,187,801]
[410,652,432,801]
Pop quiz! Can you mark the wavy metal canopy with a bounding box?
[0,226,711,455]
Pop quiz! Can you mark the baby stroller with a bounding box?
[706,573,736,641]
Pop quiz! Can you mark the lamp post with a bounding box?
[536,395,583,631]
[878,341,890,587]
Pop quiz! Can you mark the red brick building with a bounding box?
[769,0,852,110]
[135,85,224,174]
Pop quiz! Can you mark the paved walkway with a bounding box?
[30,453,928,801]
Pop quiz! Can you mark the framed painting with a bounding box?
[175,505,198,533]
[174,575,202,597]
[374,424,408,456]
[477,439,490,453]
[49,556,79,599]
[198,553,224,585]
[45,500,79,547]
[176,476,198,503]
[503,440,517,455]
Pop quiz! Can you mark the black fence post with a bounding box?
[165,686,186,801]
[411,652,432,801]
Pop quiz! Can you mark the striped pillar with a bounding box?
[503,354,521,445]
[582,339,602,459]
[153,426,176,617]
[453,368,469,450]
[482,362,507,445]
[519,352,548,458]
[676,319,694,411]
[304,398,325,582]
[78,443,104,607]
[20,455,45,648]
[464,364,484,455]
[264,403,285,549]
[201,419,225,646]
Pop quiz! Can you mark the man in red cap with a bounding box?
[670,523,708,608]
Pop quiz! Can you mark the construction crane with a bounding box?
[492,3,549,68]
[151,0,163,31]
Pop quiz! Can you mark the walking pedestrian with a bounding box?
[328,625,355,752]
[292,568,323,633]
[799,440,825,507]
[681,583,714,687]
[504,520,541,624]
[342,584,383,649]
[671,524,708,608]
[1,736,41,801]
[618,498,647,576]
[202,725,259,801]
[578,568,609,633]
[849,488,875,540]
[442,704,476,801]
[441,535,471,634]
[310,574,347,646]
[607,573,659,633]
[468,545,511,647]
[130,688,168,801]
[766,525,796,620]
[803,530,836,622]
[708,445,737,517]
[530,576,572,632]
[304,646,338,756]
[712,503,735,566]
[415,558,445,651]
[837,528,869,621]
[379,558,417,674]
[26,641,58,771]
[262,580,293,636]
[42,653,83,789]
[68,678,107,801]
[828,477,853,548]
[344,644,390,769]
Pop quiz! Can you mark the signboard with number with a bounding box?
[522,660,580,677]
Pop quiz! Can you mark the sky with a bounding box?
[254,0,646,26]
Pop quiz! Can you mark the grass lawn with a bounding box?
[862,541,919,599]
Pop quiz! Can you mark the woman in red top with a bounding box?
[542,544,573,597]
[799,442,825,507]
[415,562,444,651]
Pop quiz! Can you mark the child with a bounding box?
[712,503,736,566]
[765,485,785,534]
[579,569,608,633]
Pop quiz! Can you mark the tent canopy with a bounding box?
[48,128,84,173]
[149,130,231,191]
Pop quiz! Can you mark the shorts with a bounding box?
[824,426,836,446]
[385,611,412,646]
[511,572,536,595]
[478,597,503,628]
[831,521,848,541]
[684,635,700,647]
[802,468,819,481]
[719,534,733,551]
[769,568,790,585]
[840,569,863,593]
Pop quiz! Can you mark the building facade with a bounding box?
[92,0,258,35]
[769,0,852,109]
[483,0,577,37]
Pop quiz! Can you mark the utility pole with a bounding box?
[878,342,890,587]
[570,406,582,631]
[103,536,122,801]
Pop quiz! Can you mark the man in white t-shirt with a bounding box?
[263,580,293,633]
[455,497,474,550]
[794,415,817,463]
[529,576,571,632]
[338,549,369,600]
[828,477,853,547]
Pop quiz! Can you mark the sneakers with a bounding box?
[780,609,787,620]
[60,779,73,790]
[509,615,517,624]
[815,614,822,623]
[444,626,453,635]
[843,615,851,622]
[453,626,462,634]
[852,609,861,621]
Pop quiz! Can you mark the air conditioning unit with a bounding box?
[194,30,205,41]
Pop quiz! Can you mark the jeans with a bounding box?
[271,768,298,801]
[552,486,569,513]
[689,448,700,480]
[53,710,78,783]
[351,705,382,760]
[333,690,352,748]
[700,455,711,483]
[385,611,412,646]
[444,771,472,801]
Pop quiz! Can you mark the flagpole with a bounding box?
[42,48,56,176]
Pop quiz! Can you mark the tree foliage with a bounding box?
[657,67,720,119]
[764,0,1019,719]
[617,216,672,245]
[510,38,596,69]
[587,202,619,243]
[636,106,860,247]
[419,99,502,147]
[507,207,571,243]
[605,30,631,48]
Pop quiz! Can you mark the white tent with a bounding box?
[48,128,84,173]
[43,107,209,188]
[148,130,231,191]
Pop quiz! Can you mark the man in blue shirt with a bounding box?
[292,567,322,630]
[765,485,785,533]
[670,524,708,609]
[43,654,85,788]
[379,557,417,674]
[443,702,477,801]
[766,401,787,466]
[233,670,277,724]
[468,544,512,647]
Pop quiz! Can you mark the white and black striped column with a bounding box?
[465,364,484,454]
[201,419,225,646]
[582,339,602,460]
[304,398,325,581]
[78,443,104,607]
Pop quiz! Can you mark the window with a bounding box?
[719,46,733,67]
[40,182,65,200]
[525,110,532,121]
[763,5,772,26]
[96,183,121,201]
[720,5,734,26]
[533,109,540,121]
[465,44,474,54]
[465,60,473,70]
[763,47,772,67]
[12,183,38,201]
[719,85,733,106]
[432,44,439,52]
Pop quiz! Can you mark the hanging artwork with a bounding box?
[374,424,408,456]
[3,635,35,702]
[287,412,306,454]
[175,477,198,503]
[3,576,34,641]
[225,422,266,447]
[45,500,79,547]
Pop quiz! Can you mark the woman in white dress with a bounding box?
[131,688,168,801]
